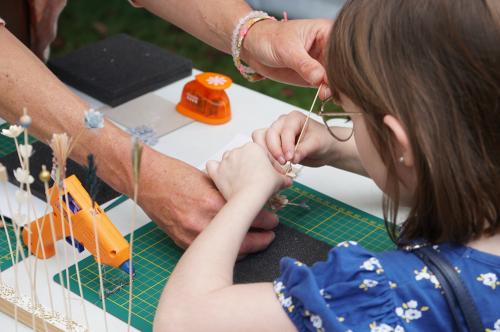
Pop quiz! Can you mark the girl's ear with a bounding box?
[383,115,414,167]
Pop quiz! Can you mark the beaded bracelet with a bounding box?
[231,11,276,82]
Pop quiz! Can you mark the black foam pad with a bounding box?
[234,224,331,283]
[0,141,120,205]
[48,34,193,107]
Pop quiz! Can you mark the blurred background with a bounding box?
[52,0,342,110]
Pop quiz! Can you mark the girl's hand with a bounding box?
[206,143,292,202]
[252,111,338,168]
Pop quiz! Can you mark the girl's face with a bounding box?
[339,94,416,204]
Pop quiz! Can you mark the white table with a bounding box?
[0,71,390,331]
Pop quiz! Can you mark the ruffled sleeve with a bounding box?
[274,241,404,332]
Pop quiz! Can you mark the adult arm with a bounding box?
[0,25,277,253]
[136,0,332,88]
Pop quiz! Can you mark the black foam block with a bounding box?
[0,141,120,205]
[234,224,331,283]
[48,34,193,107]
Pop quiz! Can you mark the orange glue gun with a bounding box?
[22,175,133,275]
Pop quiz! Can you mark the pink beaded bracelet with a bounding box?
[231,11,276,82]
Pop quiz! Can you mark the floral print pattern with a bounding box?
[414,266,441,288]
[274,243,498,332]
[337,241,358,248]
[486,319,500,332]
[477,273,500,290]
[360,257,384,274]
[395,300,429,323]
[359,279,379,291]
[369,322,405,332]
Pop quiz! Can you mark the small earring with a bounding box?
[399,156,405,164]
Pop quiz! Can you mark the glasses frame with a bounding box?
[319,97,361,142]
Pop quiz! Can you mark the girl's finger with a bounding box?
[205,160,220,180]
[281,115,304,161]
[251,128,267,148]
[292,137,321,164]
[266,122,286,164]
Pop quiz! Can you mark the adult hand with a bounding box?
[137,150,279,254]
[252,111,340,167]
[242,18,332,93]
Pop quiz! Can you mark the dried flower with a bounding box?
[131,137,143,186]
[49,133,72,180]
[84,109,104,129]
[127,125,158,146]
[13,167,34,184]
[19,144,33,159]
[1,125,24,138]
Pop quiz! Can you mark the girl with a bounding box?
[153,0,500,331]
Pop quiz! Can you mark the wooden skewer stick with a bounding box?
[283,85,323,176]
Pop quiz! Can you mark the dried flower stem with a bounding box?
[127,138,143,332]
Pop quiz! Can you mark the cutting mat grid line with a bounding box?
[55,182,394,331]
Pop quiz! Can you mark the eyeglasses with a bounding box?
[319,97,361,142]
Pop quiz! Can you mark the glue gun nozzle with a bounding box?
[119,260,136,277]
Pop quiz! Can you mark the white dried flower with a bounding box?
[19,144,33,159]
[84,109,104,129]
[1,125,24,138]
[13,167,34,184]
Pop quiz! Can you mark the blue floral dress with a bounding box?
[274,241,500,332]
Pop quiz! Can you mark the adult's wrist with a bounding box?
[239,18,277,66]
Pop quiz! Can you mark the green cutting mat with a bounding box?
[55,181,394,331]
[0,219,30,272]
[0,123,37,270]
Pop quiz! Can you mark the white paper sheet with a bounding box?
[0,181,51,220]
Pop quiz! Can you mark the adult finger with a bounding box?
[292,137,326,165]
[239,230,276,255]
[246,58,310,86]
[250,209,279,230]
[279,43,326,87]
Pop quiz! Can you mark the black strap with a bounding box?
[413,246,485,332]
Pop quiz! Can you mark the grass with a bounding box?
[52,0,317,110]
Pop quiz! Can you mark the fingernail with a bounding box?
[278,156,286,164]
[286,151,294,160]
[270,231,276,241]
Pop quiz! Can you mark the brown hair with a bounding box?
[327,0,500,245]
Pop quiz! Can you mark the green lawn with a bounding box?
[53,0,316,110]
